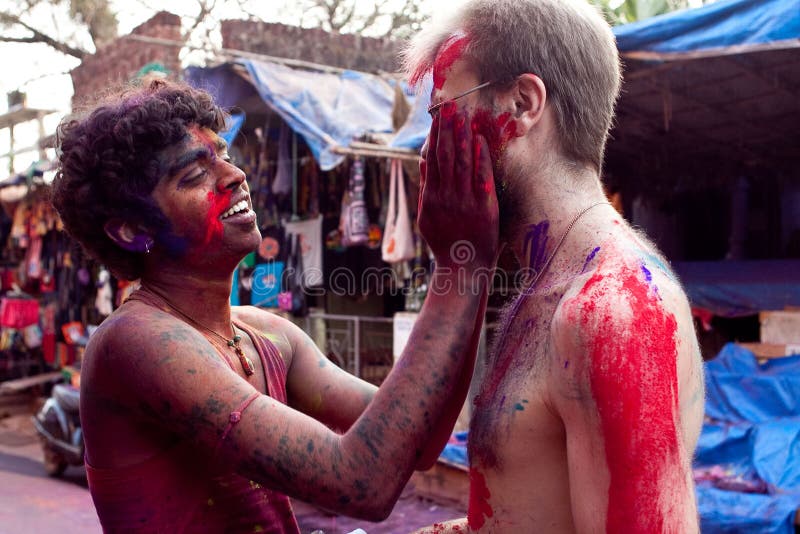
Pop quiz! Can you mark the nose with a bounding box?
[216,158,246,192]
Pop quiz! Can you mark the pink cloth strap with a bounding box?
[221,392,260,441]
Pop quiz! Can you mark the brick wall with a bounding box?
[70,12,183,109]
[221,20,401,73]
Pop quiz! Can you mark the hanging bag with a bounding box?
[340,157,370,247]
[381,159,416,263]
[278,234,308,316]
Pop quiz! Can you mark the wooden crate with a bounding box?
[410,459,470,511]
[760,311,800,345]
[739,342,800,359]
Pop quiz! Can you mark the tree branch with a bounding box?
[182,0,216,40]
[0,11,87,59]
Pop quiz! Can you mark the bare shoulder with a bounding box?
[554,247,691,346]
[83,302,232,398]
[550,244,702,395]
[231,305,296,356]
[550,243,704,435]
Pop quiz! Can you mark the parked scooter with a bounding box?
[31,382,84,476]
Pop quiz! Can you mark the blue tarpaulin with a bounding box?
[390,75,432,151]
[614,0,800,54]
[673,260,800,317]
[187,60,398,170]
[696,343,800,533]
[242,59,396,170]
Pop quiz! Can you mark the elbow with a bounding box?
[351,500,395,522]
[343,483,402,522]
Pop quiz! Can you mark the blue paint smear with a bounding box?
[641,264,653,283]
[581,246,601,273]
[523,221,550,272]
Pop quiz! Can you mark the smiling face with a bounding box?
[149,125,260,265]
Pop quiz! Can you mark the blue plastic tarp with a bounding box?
[390,75,432,150]
[697,486,800,534]
[185,63,260,110]
[614,0,800,54]
[695,343,800,533]
[672,260,800,317]
[242,59,396,170]
[220,113,245,146]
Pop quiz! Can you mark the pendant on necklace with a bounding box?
[228,334,255,376]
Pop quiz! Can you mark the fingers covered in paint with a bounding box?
[471,133,494,200]
[418,104,499,270]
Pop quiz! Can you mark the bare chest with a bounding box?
[469,293,562,469]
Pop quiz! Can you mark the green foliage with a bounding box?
[588,0,714,25]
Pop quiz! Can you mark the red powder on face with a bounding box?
[467,468,493,529]
[201,189,231,249]
[471,110,518,162]
[432,36,469,90]
[575,262,683,532]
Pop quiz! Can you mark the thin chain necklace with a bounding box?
[139,284,256,376]
[498,201,611,342]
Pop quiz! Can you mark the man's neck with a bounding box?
[140,263,235,335]
[505,165,610,275]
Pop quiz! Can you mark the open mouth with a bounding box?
[220,200,250,220]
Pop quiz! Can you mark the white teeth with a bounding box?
[221,200,249,220]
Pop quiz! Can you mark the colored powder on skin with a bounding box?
[431,36,469,90]
[641,264,652,283]
[471,110,519,162]
[467,468,494,530]
[581,246,601,273]
[575,262,683,532]
[523,221,550,272]
[201,189,231,250]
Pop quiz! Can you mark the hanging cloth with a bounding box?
[284,215,323,288]
[339,157,369,247]
[381,159,416,264]
[272,123,292,195]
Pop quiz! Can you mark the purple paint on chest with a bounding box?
[523,221,550,272]
[582,246,601,273]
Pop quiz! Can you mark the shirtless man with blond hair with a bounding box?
[405,0,705,531]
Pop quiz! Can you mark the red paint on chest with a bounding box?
[432,36,469,90]
[467,468,493,529]
[577,263,682,532]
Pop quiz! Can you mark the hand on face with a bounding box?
[419,102,500,271]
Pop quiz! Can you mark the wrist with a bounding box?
[426,266,493,299]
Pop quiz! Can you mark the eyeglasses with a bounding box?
[427,81,494,118]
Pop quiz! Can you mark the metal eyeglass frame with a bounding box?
[427,81,494,117]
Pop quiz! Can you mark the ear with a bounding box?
[103,219,154,253]
[510,73,547,136]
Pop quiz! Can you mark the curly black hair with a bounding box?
[52,78,228,280]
